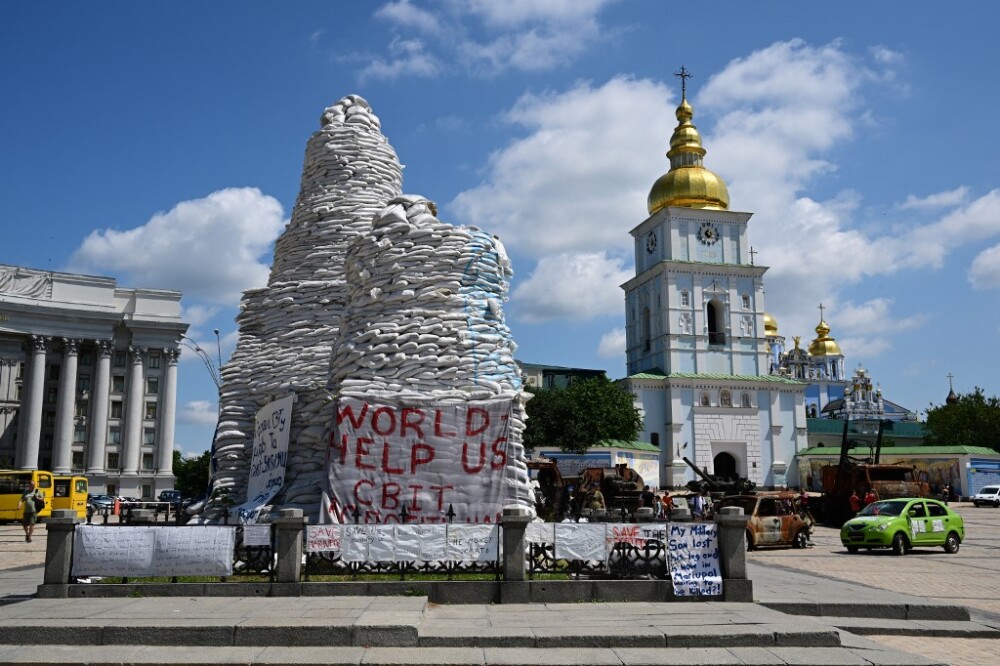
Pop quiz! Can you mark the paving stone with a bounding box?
[766,646,872,665]
[418,626,536,647]
[361,646,484,665]
[614,647,739,665]
[483,647,621,666]
[127,645,265,664]
[663,624,774,647]
[102,623,237,646]
[258,646,366,665]
[235,617,355,645]
[532,625,665,648]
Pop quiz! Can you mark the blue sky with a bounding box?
[3,2,999,456]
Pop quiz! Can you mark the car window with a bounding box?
[981,486,1000,494]
[860,500,906,516]
[927,502,947,517]
[909,502,928,517]
[758,499,778,517]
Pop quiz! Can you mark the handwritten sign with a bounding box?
[306,525,342,552]
[395,524,446,561]
[447,525,499,562]
[324,397,513,524]
[236,395,294,524]
[242,524,271,547]
[553,523,606,561]
[72,526,235,577]
[667,522,722,597]
[606,523,666,550]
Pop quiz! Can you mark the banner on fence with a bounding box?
[235,394,294,524]
[323,397,513,524]
[72,526,236,577]
[667,522,722,596]
[242,524,271,547]
[553,523,605,560]
[304,523,499,562]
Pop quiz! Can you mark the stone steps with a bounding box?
[0,644,948,666]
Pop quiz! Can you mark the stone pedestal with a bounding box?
[274,508,307,584]
[43,509,81,586]
[715,505,749,580]
[501,506,531,582]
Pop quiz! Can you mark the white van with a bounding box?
[971,485,1000,507]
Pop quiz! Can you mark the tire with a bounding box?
[973,502,980,507]
[994,500,999,508]
[846,546,859,553]
[793,530,809,549]
[944,532,961,554]
[892,532,908,556]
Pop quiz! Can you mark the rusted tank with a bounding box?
[682,456,756,496]
[526,458,566,521]
[574,464,645,516]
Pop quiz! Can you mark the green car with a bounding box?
[840,498,964,555]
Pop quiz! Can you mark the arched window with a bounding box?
[642,307,651,352]
[741,392,751,408]
[720,390,732,407]
[706,299,726,345]
[700,392,710,407]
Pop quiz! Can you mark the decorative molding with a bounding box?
[129,346,147,365]
[164,348,180,365]
[0,266,51,298]
[62,338,83,355]
[96,340,114,357]
[29,335,51,354]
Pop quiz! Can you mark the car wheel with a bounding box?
[973,502,980,507]
[793,530,808,549]
[846,546,859,553]
[892,532,908,556]
[994,500,999,508]
[944,532,961,554]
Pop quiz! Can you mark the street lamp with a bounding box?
[178,334,221,391]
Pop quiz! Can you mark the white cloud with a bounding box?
[969,243,1000,289]
[898,186,970,210]
[869,45,904,66]
[359,37,441,81]
[67,187,285,306]
[178,400,219,427]
[597,327,626,359]
[181,304,219,330]
[451,76,673,256]
[511,252,631,323]
[364,0,611,79]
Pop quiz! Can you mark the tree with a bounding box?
[924,387,1000,453]
[172,449,212,498]
[524,375,643,454]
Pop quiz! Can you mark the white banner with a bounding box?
[606,523,668,550]
[447,524,499,562]
[324,397,513,524]
[395,524,447,561]
[525,521,554,545]
[72,526,235,577]
[667,522,722,597]
[303,523,498,563]
[236,395,294,524]
[242,524,271,547]
[554,523,606,561]
[306,525,342,552]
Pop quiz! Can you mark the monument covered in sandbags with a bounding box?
[209,95,533,523]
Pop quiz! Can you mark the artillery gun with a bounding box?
[682,456,756,497]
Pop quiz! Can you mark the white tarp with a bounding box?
[72,526,235,577]
[553,523,606,561]
[324,397,513,524]
[235,395,294,524]
[667,522,722,597]
[303,523,499,563]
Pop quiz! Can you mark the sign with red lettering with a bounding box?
[323,397,514,524]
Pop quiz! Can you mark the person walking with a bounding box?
[848,490,862,515]
[16,481,41,543]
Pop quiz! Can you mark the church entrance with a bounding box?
[713,452,738,481]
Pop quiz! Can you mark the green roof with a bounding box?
[799,445,999,456]
[806,418,926,438]
[593,439,661,452]
[626,371,805,385]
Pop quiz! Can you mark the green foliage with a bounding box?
[172,449,211,498]
[524,375,643,454]
[924,387,1000,452]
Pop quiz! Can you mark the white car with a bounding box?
[971,485,1000,508]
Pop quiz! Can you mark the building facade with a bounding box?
[0,264,187,498]
[620,79,808,490]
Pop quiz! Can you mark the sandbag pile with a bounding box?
[208,96,403,518]
[328,195,534,512]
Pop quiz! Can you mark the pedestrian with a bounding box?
[661,493,675,518]
[640,485,655,509]
[942,484,950,505]
[16,481,41,543]
[848,490,862,515]
[863,488,877,506]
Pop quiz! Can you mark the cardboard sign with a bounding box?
[667,522,722,597]
[235,395,294,524]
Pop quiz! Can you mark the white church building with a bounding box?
[620,73,808,490]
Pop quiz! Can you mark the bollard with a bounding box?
[714,505,749,580]
[43,509,82,586]
[274,508,306,584]
[501,506,532,582]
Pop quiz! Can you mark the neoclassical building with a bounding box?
[0,264,188,497]
[620,77,808,490]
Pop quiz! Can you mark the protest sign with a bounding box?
[324,397,513,524]
[306,525,341,552]
[242,524,271,547]
[553,523,606,561]
[235,395,294,523]
[667,522,722,596]
[72,526,235,577]
[447,524,499,562]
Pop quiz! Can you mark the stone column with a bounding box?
[121,346,146,479]
[715,505,749,579]
[501,506,531,582]
[42,509,82,590]
[16,335,49,470]
[156,348,179,478]
[86,341,113,475]
[52,338,81,474]
[274,508,306,585]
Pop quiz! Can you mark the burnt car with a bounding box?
[715,491,813,550]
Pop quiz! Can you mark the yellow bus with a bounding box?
[0,470,54,522]
[52,475,88,520]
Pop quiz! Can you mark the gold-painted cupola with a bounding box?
[647,67,730,215]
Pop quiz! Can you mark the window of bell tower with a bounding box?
[706,299,725,345]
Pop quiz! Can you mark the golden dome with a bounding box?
[647,92,729,214]
[808,318,842,357]
[764,313,778,335]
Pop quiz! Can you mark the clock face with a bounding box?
[646,231,657,253]
[698,222,720,246]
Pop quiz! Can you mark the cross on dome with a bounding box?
[674,65,693,99]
